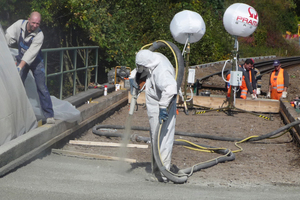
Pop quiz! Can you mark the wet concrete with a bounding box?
[1,153,300,200]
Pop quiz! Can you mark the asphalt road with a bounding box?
[0,153,300,200]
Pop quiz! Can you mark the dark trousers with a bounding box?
[19,61,54,119]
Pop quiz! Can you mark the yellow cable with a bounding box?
[156,40,178,80]
[232,135,259,153]
[176,139,227,152]
[141,43,153,50]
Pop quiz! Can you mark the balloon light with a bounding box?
[223,3,259,37]
[170,10,206,44]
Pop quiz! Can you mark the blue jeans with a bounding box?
[19,61,54,119]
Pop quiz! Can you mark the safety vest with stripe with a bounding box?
[239,65,252,99]
[270,68,284,93]
[226,66,251,99]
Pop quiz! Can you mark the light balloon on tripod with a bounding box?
[223,3,259,37]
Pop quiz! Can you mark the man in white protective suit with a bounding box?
[133,49,177,182]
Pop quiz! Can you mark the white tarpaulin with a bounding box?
[0,24,81,146]
[0,25,37,145]
[24,72,81,123]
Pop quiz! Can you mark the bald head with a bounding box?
[30,12,41,20]
[27,11,41,33]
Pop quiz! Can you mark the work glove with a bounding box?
[282,91,287,99]
[256,88,261,95]
[129,78,139,95]
[251,94,257,100]
[159,108,168,124]
[16,66,22,74]
[266,92,271,98]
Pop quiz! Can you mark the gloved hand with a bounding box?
[256,88,261,95]
[282,91,287,98]
[266,92,271,98]
[129,78,139,95]
[159,108,168,124]
[251,94,257,99]
[16,66,22,74]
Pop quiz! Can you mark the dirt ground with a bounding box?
[62,57,300,187]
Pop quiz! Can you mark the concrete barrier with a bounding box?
[0,89,128,176]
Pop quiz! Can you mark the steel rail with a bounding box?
[198,56,300,82]
[197,56,300,91]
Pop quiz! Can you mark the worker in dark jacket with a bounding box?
[251,58,262,95]
[226,59,257,99]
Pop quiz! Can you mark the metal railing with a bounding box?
[42,46,99,99]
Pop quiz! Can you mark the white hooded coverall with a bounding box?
[135,49,177,171]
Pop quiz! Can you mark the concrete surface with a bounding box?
[0,153,300,200]
[1,85,300,199]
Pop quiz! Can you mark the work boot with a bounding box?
[145,173,169,183]
[170,164,180,173]
[46,117,55,124]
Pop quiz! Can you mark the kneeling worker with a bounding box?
[267,60,289,100]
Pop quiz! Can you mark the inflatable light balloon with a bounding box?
[170,10,206,44]
[223,3,259,37]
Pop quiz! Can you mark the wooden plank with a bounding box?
[129,91,280,113]
[233,98,280,113]
[51,149,136,163]
[69,140,148,149]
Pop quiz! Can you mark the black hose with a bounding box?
[92,119,300,182]
[149,41,187,183]
[93,125,234,153]
[152,97,188,183]
[248,119,300,141]
[148,41,184,92]
[93,120,300,143]
[93,126,240,142]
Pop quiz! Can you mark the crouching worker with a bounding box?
[131,49,177,182]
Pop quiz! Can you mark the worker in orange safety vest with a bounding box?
[226,59,257,99]
[267,60,289,100]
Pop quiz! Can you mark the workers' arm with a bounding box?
[18,60,27,69]
[5,20,23,47]
[283,70,289,92]
[243,71,254,94]
[156,68,177,109]
[251,69,257,90]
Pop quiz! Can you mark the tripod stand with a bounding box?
[191,37,272,120]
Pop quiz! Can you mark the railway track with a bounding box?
[197,56,300,91]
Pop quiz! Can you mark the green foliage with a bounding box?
[3,0,300,76]
[0,0,31,27]
[224,0,300,58]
